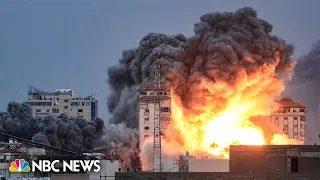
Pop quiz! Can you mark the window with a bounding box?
[161,107,170,113]
[52,108,59,113]
[284,117,288,120]
[82,102,85,106]
[144,118,149,121]
[140,91,147,95]
[140,104,148,109]
[292,109,296,112]
[36,109,41,113]
[145,126,149,130]
[300,124,304,129]
[300,116,305,121]
[164,92,167,95]
[78,109,83,113]
[64,99,69,102]
[144,135,149,139]
[299,108,305,112]
[294,117,298,120]
[64,106,68,109]
[46,109,50,113]
[144,109,149,114]
[284,119,288,125]
[275,117,279,120]
[275,119,279,126]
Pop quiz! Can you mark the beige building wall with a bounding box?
[25,88,98,121]
[138,85,171,151]
[270,97,306,143]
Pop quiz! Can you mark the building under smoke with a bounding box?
[0,101,104,153]
[270,97,306,143]
[107,6,299,170]
[25,85,98,121]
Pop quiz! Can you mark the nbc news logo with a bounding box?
[9,159,100,173]
[9,159,31,172]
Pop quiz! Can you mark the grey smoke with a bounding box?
[0,101,104,152]
[95,123,139,169]
[285,40,320,143]
[106,7,295,169]
[107,6,294,130]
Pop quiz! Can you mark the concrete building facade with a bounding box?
[270,97,306,142]
[229,145,320,173]
[138,83,171,151]
[173,152,229,172]
[25,85,98,121]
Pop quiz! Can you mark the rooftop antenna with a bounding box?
[153,64,162,172]
[28,84,41,93]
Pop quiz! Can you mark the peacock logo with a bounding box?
[9,159,31,172]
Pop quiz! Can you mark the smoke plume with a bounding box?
[95,123,140,170]
[285,40,320,143]
[0,102,104,152]
[107,7,295,127]
[107,7,296,169]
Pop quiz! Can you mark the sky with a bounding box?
[0,0,320,123]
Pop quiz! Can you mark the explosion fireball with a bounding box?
[107,7,302,169]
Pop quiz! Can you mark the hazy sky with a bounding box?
[1,0,320,122]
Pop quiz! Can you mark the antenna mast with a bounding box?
[153,65,162,172]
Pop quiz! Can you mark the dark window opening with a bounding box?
[291,158,298,172]
[78,109,83,112]
[64,99,68,102]
[284,117,288,120]
[140,91,147,95]
[64,106,68,109]
[299,108,305,112]
[144,126,149,130]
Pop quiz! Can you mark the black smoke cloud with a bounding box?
[0,102,104,152]
[106,7,295,169]
[95,123,139,169]
[285,40,320,143]
[107,7,295,128]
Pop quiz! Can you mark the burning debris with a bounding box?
[107,6,301,168]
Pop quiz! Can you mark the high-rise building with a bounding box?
[138,83,171,167]
[25,85,98,121]
[270,97,306,142]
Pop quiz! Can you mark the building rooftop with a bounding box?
[276,97,305,108]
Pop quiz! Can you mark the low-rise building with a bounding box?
[229,145,320,173]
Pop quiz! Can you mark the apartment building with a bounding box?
[25,85,98,121]
[138,83,171,151]
[270,97,306,142]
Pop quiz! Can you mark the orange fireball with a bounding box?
[164,62,301,159]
